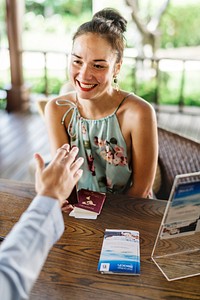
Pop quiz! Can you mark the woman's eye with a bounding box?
[73,60,82,65]
[94,64,105,69]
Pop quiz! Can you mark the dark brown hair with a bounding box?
[72,8,127,63]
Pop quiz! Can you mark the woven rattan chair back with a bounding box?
[156,127,200,200]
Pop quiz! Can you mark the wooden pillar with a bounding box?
[5,0,30,112]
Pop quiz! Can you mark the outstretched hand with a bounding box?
[34,144,84,208]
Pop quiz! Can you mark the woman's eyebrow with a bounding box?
[71,53,108,63]
[94,59,107,62]
[71,53,82,59]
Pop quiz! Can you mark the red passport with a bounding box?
[69,189,106,219]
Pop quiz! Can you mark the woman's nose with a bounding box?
[79,64,93,80]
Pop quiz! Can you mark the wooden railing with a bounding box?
[122,54,200,113]
[1,48,200,113]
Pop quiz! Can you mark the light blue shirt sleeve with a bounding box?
[0,195,64,300]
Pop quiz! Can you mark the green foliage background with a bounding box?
[25,0,92,16]
[0,0,200,107]
[160,3,200,48]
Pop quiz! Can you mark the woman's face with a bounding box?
[68,33,121,100]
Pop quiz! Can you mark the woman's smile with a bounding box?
[76,80,98,92]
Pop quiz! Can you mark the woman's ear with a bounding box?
[114,60,122,76]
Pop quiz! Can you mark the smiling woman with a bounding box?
[44,8,158,209]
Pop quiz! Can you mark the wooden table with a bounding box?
[0,178,200,300]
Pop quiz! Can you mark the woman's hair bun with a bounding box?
[92,8,127,34]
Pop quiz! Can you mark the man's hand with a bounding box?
[34,144,84,207]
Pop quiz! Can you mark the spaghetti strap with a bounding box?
[114,93,132,113]
[56,99,77,138]
[56,99,76,125]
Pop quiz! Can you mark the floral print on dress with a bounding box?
[58,97,132,194]
[81,121,96,175]
[94,136,128,166]
[87,154,96,176]
[81,124,87,134]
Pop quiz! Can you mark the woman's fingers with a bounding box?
[61,200,74,213]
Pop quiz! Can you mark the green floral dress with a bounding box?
[57,94,132,194]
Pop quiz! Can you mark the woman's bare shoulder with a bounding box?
[45,92,76,111]
[44,92,76,122]
[120,93,157,140]
[122,92,156,119]
[48,92,76,105]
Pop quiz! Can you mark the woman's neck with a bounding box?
[76,89,122,119]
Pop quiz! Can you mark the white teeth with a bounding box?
[80,83,95,89]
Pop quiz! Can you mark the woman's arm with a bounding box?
[45,97,70,156]
[126,97,158,198]
[45,96,79,212]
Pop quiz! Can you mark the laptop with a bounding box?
[151,171,200,281]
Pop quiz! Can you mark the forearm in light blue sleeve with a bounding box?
[0,195,64,300]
